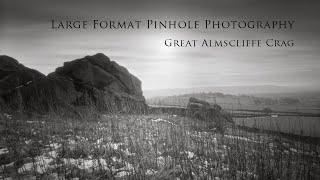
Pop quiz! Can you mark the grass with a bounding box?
[0,112,319,179]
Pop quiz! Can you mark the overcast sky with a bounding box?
[1,0,320,90]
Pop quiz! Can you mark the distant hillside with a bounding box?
[143,85,313,98]
[147,92,320,114]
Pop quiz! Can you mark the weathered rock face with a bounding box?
[48,53,147,113]
[0,53,147,115]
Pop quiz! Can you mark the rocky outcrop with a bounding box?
[0,53,147,115]
[48,53,147,113]
[0,55,48,111]
[0,55,46,95]
[186,97,233,132]
[186,97,222,120]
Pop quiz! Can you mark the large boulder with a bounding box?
[48,53,147,113]
[186,97,233,132]
[186,97,222,121]
[0,53,147,115]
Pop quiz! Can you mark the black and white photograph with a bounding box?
[1,0,320,179]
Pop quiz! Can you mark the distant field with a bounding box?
[1,113,319,179]
[147,93,320,139]
[234,116,320,138]
[147,92,320,114]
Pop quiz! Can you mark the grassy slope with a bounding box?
[0,113,319,179]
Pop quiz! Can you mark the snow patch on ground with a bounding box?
[146,169,157,175]
[18,155,54,174]
[0,148,9,155]
[225,135,259,143]
[108,142,123,150]
[186,151,195,159]
[3,113,12,119]
[151,118,176,126]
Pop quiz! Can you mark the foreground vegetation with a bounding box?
[0,112,319,179]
